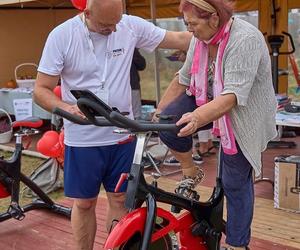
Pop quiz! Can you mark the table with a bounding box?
[275,110,300,128]
[0,88,51,120]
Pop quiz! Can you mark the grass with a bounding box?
[0,150,65,212]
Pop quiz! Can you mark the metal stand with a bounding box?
[267,125,297,149]
[267,34,297,149]
[143,133,182,176]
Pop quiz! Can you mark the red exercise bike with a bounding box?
[54,89,225,250]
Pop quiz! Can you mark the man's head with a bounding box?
[84,0,123,35]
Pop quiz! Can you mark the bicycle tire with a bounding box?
[119,224,175,250]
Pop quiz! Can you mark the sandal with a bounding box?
[197,146,216,157]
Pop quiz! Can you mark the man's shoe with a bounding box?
[163,156,180,166]
[164,155,203,166]
[174,168,204,200]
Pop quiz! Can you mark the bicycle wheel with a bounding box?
[119,224,175,250]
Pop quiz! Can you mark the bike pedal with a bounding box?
[171,205,182,213]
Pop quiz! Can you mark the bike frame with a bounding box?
[104,133,224,250]
[0,121,71,222]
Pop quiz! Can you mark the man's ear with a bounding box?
[84,9,90,19]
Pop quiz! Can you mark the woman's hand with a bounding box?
[176,111,201,137]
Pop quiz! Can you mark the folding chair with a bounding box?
[142,132,182,176]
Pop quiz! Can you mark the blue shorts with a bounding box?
[64,140,136,198]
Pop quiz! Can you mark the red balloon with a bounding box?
[53,86,62,99]
[37,131,62,158]
[0,182,10,198]
[71,0,87,11]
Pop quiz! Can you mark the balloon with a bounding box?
[53,86,62,99]
[71,0,87,11]
[37,131,62,158]
[0,183,10,198]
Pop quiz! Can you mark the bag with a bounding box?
[22,158,63,198]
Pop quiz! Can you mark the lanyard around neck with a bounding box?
[82,14,109,88]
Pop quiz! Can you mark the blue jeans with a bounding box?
[221,143,254,247]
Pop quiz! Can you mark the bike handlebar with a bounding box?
[53,91,179,133]
[281,31,296,55]
[53,107,113,126]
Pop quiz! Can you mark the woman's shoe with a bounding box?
[197,146,216,157]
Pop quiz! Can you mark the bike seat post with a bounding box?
[15,131,23,146]
[133,133,147,165]
[12,117,43,149]
[14,127,40,151]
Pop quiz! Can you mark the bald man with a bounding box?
[34,0,191,249]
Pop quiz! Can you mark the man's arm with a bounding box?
[158,31,192,52]
[33,72,84,117]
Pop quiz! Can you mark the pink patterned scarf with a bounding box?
[189,18,237,155]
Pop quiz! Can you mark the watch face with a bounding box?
[186,88,192,96]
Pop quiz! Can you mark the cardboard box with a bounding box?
[274,155,300,213]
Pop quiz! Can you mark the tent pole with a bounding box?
[122,0,127,13]
[150,0,161,105]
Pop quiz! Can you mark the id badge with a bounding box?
[96,89,109,104]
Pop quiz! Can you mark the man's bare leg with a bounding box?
[106,192,128,232]
[71,198,98,250]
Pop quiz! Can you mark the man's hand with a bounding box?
[151,108,162,123]
[64,104,86,120]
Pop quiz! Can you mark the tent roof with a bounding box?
[1,0,300,17]
[1,0,300,18]
[0,0,261,18]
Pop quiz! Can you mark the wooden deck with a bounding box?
[0,137,300,249]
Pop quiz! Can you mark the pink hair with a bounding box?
[179,0,233,27]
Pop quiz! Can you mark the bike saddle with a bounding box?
[12,117,43,129]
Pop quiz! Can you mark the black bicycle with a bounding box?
[0,117,71,222]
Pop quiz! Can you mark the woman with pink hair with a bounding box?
[156,0,277,249]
